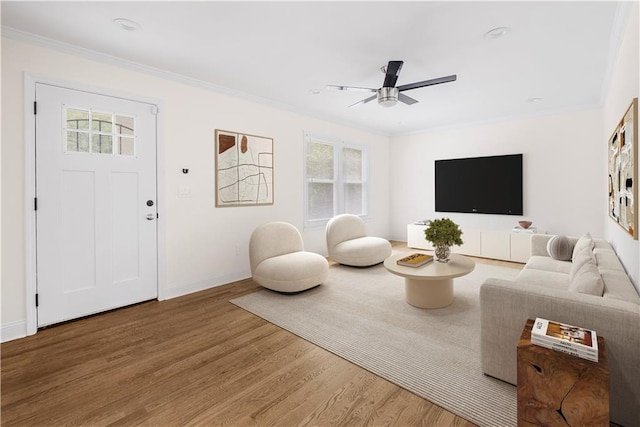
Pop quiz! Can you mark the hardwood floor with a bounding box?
[2,245,522,426]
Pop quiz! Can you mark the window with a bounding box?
[304,133,368,228]
[64,107,136,156]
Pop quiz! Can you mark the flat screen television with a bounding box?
[435,154,523,215]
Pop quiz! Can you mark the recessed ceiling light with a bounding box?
[527,97,543,103]
[483,27,511,39]
[113,18,141,32]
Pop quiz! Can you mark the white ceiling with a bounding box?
[1,1,627,135]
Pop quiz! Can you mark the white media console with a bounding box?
[407,223,541,263]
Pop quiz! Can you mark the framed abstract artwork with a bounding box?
[215,129,274,207]
[608,98,638,238]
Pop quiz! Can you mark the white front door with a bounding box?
[35,83,158,327]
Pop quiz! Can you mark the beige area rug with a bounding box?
[230,257,522,426]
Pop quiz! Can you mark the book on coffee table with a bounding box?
[396,253,433,268]
[531,317,598,362]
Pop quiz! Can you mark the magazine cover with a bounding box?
[532,318,598,351]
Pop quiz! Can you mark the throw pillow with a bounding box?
[572,232,594,262]
[569,261,604,296]
[547,235,574,261]
[569,246,596,281]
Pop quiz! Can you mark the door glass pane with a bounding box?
[119,136,135,156]
[64,109,138,155]
[92,134,113,154]
[66,131,89,152]
[92,112,113,133]
[66,109,89,130]
[116,115,135,136]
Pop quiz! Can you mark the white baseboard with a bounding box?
[1,273,252,342]
[163,270,252,300]
[1,320,27,342]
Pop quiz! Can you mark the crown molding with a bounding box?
[394,102,603,138]
[1,26,389,138]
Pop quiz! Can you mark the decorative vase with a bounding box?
[435,245,451,263]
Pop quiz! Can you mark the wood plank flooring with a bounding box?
[2,246,522,426]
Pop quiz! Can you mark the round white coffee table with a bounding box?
[383,253,475,308]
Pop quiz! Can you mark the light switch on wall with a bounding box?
[178,187,192,198]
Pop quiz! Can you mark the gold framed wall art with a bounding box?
[608,98,638,238]
[215,129,274,207]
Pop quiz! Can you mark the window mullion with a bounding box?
[335,143,342,216]
[362,146,369,216]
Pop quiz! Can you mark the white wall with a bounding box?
[1,37,391,337]
[603,2,639,291]
[389,109,604,241]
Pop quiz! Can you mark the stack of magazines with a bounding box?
[531,317,598,362]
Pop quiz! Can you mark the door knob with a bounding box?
[146,214,155,221]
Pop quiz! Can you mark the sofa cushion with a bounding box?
[569,262,604,296]
[600,269,640,303]
[516,269,570,290]
[594,248,625,271]
[593,239,612,250]
[525,256,572,274]
[547,235,574,261]
[572,232,594,262]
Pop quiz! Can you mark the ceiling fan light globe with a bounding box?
[378,98,398,107]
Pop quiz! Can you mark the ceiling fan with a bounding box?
[327,60,457,108]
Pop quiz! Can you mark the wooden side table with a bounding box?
[517,319,609,426]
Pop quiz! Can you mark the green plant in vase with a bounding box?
[424,218,463,263]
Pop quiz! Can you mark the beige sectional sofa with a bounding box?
[480,233,640,427]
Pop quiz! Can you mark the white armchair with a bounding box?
[249,221,329,292]
[326,214,392,267]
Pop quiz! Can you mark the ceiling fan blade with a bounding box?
[326,85,376,93]
[397,74,457,92]
[398,93,419,105]
[348,94,377,108]
[382,60,404,88]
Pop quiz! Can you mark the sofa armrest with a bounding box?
[479,278,640,427]
[530,234,553,256]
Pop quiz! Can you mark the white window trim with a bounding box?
[303,131,369,229]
